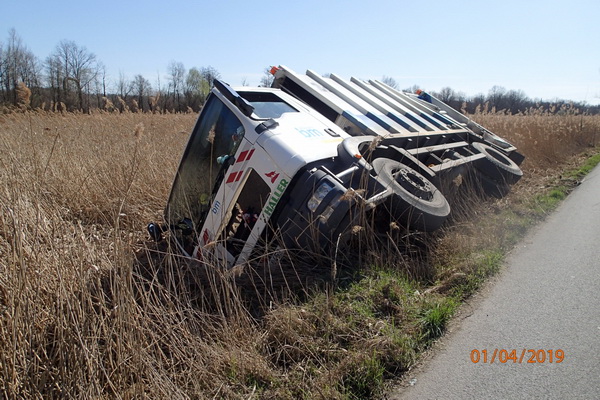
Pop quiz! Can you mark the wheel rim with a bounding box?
[391,167,434,201]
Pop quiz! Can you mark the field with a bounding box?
[1,109,599,399]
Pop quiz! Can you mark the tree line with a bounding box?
[432,85,599,115]
[1,29,598,115]
[0,29,222,113]
[381,76,599,115]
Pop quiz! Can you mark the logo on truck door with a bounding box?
[265,171,280,183]
[263,178,289,217]
[296,127,324,138]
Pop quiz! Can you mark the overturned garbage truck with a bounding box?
[148,65,524,267]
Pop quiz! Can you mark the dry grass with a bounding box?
[1,109,599,398]
[475,106,598,173]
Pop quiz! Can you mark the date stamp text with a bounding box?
[470,349,564,364]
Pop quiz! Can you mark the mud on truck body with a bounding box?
[148,65,524,267]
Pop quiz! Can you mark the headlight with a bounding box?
[307,182,333,212]
[320,206,335,221]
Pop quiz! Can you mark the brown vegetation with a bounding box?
[1,110,599,398]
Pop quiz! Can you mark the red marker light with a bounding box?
[270,66,279,75]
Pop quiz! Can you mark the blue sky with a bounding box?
[2,0,599,104]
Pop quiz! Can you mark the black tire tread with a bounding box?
[471,142,522,184]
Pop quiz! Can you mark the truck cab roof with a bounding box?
[232,87,352,176]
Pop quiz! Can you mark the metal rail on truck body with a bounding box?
[272,66,521,177]
[304,70,410,135]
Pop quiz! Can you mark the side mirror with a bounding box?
[217,155,235,167]
[147,222,164,242]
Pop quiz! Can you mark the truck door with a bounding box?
[166,93,246,256]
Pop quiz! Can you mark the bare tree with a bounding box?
[93,62,107,109]
[0,29,41,107]
[381,75,399,90]
[45,53,64,111]
[505,89,529,114]
[167,61,185,111]
[200,66,221,90]
[116,71,131,99]
[487,85,507,111]
[131,74,152,112]
[98,62,107,97]
[403,84,422,94]
[435,87,455,103]
[109,71,133,112]
[431,87,466,111]
[46,40,99,112]
[259,67,274,87]
[151,71,162,112]
[468,93,486,113]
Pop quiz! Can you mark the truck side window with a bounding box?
[166,95,244,237]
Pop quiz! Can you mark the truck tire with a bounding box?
[371,158,450,232]
[471,142,522,184]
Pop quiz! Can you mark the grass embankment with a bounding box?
[1,108,599,399]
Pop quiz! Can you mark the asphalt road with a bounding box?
[389,165,600,400]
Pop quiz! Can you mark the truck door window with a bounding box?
[166,95,244,244]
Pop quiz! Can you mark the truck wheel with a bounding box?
[371,158,450,232]
[471,142,522,184]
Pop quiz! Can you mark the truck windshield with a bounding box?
[240,91,298,119]
[166,94,244,236]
